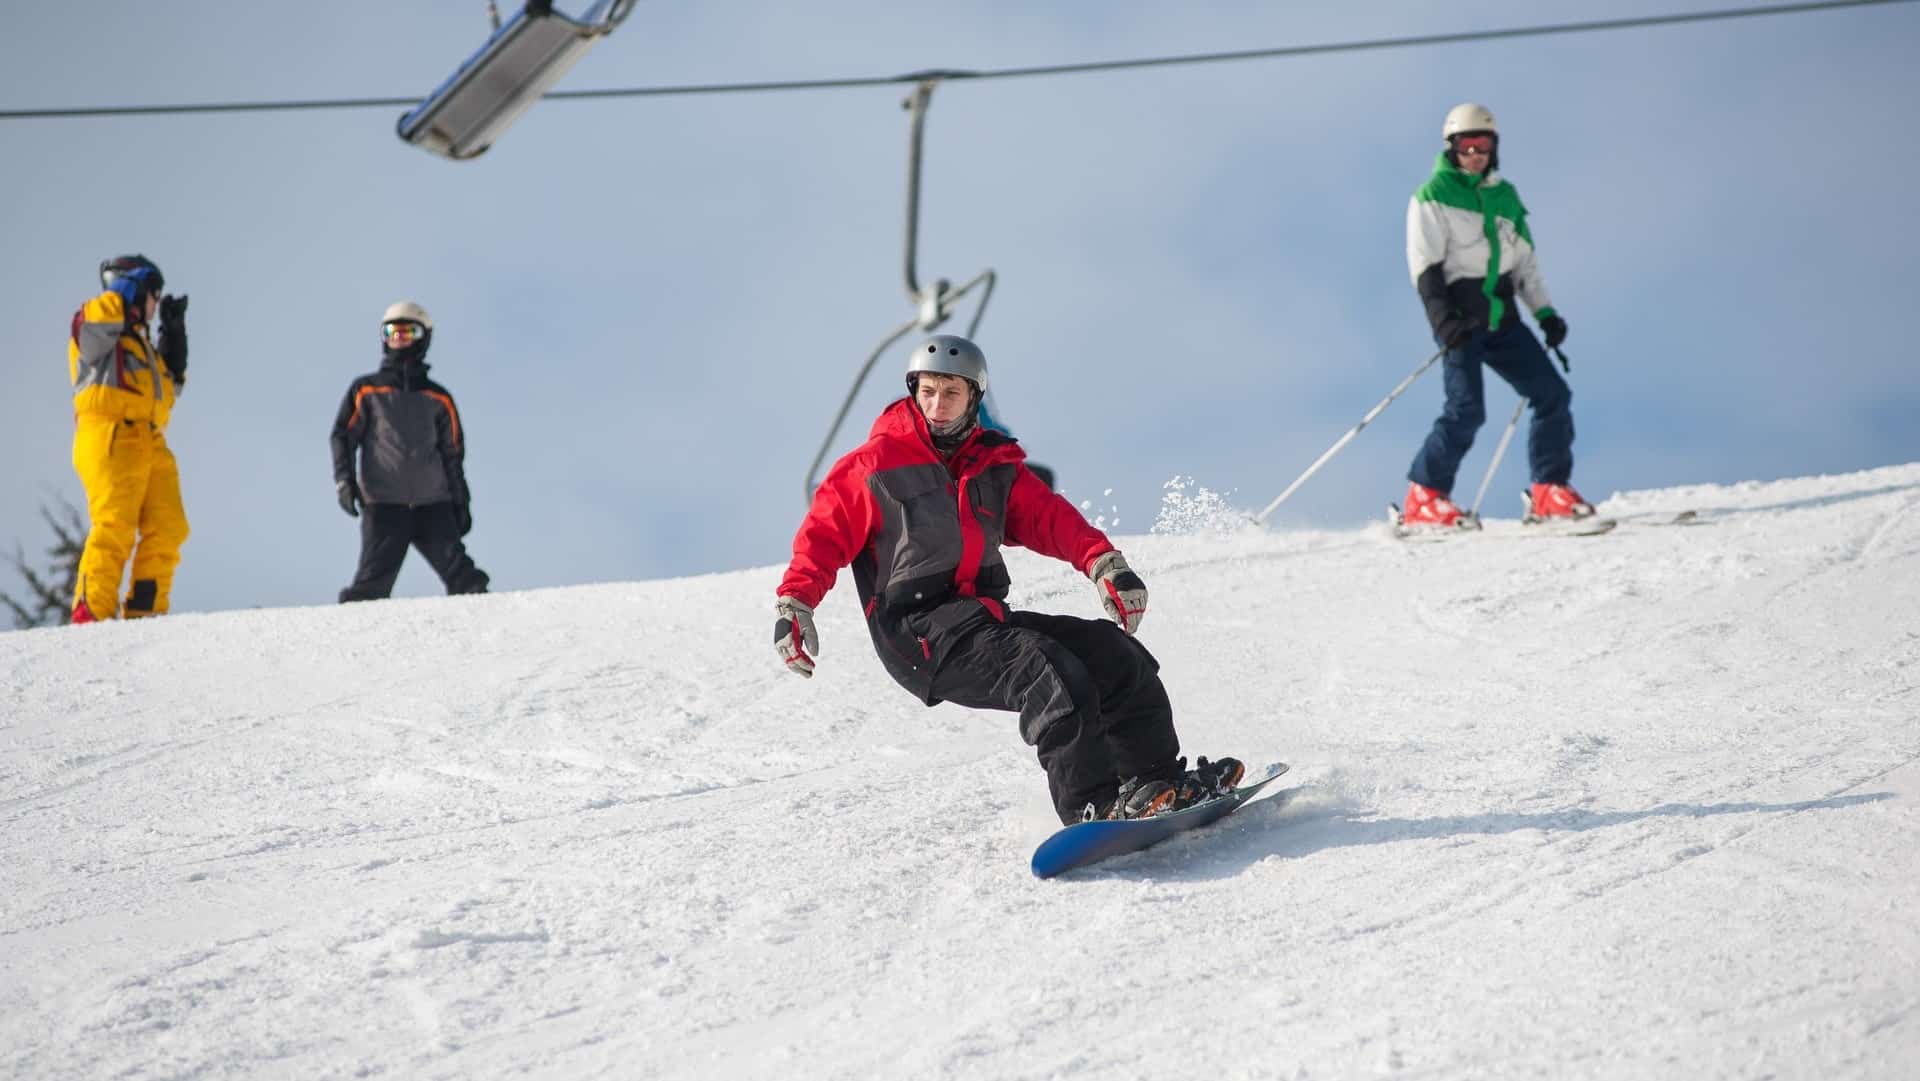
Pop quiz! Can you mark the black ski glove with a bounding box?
[454,503,472,537]
[337,479,361,518]
[1434,312,1474,350]
[1539,313,1568,349]
[158,294,189,383]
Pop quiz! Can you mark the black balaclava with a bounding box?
[381,328,432,387]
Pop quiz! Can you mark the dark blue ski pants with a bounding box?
[1408,321,1574,495]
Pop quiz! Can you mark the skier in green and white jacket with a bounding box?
[1401,103,1592,527]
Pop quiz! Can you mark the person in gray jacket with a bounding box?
[329,301,489,602]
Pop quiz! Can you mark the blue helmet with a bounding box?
[100,254,165,305]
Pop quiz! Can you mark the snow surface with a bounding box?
[4,465,1918,1080]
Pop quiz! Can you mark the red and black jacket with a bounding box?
[779,398,1114,702]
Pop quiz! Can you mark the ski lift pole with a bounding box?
[1468,399,1526,517]
[1252,347,1445,525]
[903,80,935,309]
[801,268,996,500]
[802,76,998,501]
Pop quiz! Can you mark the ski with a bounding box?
[1386,502,1483,541]
[1518,515,1617,537]
[1516,489,1615,536]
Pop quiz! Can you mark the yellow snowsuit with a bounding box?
[68,290,189,618]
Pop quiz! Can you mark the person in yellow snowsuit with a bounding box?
[67,254,191,622]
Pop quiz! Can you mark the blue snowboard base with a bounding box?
[1031,762,1291,878]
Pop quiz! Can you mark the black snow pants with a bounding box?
[339,502,489,603]
[927,609,1180,825]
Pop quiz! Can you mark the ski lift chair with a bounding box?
[803,78,1075,500]
[397,0,639,160]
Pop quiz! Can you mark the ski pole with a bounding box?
[1469,399,1525,516]
[1253,347,1445,525]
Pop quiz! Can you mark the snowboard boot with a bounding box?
[1084,774,1179,822]
[1401,482,1469,528]
[1527,482,1595,521]
[1177,756,1247,807]
[70,598,98,625]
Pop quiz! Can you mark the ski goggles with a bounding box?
[1453,135,1495,156]
[381,320,426,342]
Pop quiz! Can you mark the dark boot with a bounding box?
[1176,756,1247,807]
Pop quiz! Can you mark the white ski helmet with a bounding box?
[1442,103,1498,140]
[381,300,433,331]
[905,334,989,394]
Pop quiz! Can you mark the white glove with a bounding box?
[774,596,818,677]
[1090,551,1148,635]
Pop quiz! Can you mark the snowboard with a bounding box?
[1030,762,1291,879]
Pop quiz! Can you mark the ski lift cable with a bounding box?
[1,0,1909,122]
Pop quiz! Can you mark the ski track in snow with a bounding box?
[2,464,1918,1080]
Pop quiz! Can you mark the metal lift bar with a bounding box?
[802,78,997,500]
[398,0,638,160]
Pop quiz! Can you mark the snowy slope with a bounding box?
[3,465,1918,1080]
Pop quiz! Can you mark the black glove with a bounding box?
[1434,312,1474,350]
[454,503,472,537]
[1539,313,1568,349]
[158,294,189,383]
[336,479,361,518]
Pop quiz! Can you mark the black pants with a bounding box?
[927,610,1180,824]
[339,502,489,603]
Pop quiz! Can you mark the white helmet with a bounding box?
[1442,103,1498,140]
[905,334,989,393]
[381,300,433,331]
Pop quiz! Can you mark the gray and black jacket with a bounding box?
[329,352,470,509]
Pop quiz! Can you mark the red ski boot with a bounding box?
[1398,482,1473,529]
[70,599,99,625]
[1527,482,1595,521]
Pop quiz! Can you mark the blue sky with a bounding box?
[2,1,1916,616]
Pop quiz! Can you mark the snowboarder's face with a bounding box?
[914,374,973,426]
[1453,134,1493,175]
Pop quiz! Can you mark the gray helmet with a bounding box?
[905,334,988,393]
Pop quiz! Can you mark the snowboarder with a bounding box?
[67,255,192,622]
[330,302,489,602]
[1402,103,1591,527]
[773,334,1240,825]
